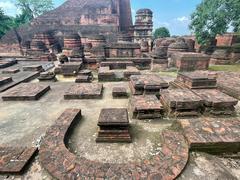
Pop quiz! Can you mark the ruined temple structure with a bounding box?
[0,0,133,56]
[210,33,240,65]
[62,33,84,61]
[133,9,153,52]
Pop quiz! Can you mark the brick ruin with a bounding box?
[0,1,240,180]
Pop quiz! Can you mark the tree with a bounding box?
[16,0,54,20]
[154,27,170,39]
[190,0,240,46]
[0,8,12,39]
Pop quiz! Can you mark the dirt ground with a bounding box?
[0,63,239,180]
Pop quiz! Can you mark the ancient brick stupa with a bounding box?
[0,0,133,55]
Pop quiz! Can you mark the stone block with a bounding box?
[23,65,43,72]
[2,68,20,74]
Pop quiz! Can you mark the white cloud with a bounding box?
[176,16,189,22]
[0,1,18,16]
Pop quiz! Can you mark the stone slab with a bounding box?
[64,83,103,99]
[0,147,37,173]
[177,118,240,152]
[130,95,164,119]
[2,83,50,101]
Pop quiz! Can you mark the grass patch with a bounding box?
[158,71,178,78]
[209,65,240,72]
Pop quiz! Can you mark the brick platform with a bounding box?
[2,68,20,74]
[2,83,50,101]
[0,146,37,173]
[161,89,203,117]
[217,72,240,100]
[39,108,189,179]
[172,71,217,89]
[0,59,17,69]
[0,77,12,86]
[22,65,43,72]
[112,86,128,98]
[98,62,140,81]
[64,83,103,99]
[130,74,169,95]
[177,118,240,152]
[193,89,238,115]
[171,52,210,71]
[130,95,164,119]
[96,108,132,143]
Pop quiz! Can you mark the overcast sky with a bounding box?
[0,0,202,35]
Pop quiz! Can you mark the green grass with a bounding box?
[209,65,240,72]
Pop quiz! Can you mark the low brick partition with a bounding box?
[0,77,12,86]
[177,118,240,153]
[0,72,40,93]
[22,65,43,72]
[2,68,20,74]
[130,74,169,95]
[217,72,240,100]
[171,52,210,71]
[161,89,203,117]
[39,108,189,179]
[172,71,217,89]
[0,59,17,69]
[130,95,164,119]
[2,83,50,101]
[0,146,37,173]
[64,83,103,99]
[192,89,238,115]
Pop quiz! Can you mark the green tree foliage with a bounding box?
[154,27,170,39]
[190,0,240,46]
[16,0,54,19]
[0,8,13,39]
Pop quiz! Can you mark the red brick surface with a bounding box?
[39,109,189,179]
[0,147,37,173]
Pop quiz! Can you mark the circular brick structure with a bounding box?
[40,109,189,179]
